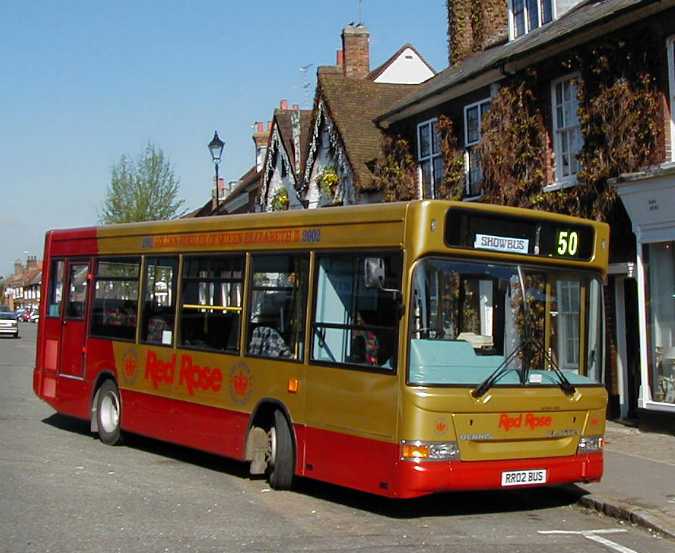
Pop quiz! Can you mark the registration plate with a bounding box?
[501,469,547,487]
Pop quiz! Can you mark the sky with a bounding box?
[0,1,449,278]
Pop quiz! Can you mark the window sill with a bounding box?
[544,178,577,192]
[463,193,483,202]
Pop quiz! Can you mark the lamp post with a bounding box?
[208,131,225,208]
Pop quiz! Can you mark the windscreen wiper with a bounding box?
[471,341,527,398]
[471,336,576,398]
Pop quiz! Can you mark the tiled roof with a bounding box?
[367,42,436,82]
[213,165,259,215]
[274,108,313,179]
[28,270,42,286]
[185,199,213,218]
[315,70,418,191]
[378,0,664,123]
[6,267,42,288]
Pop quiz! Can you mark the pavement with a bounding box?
[574,420,675,539]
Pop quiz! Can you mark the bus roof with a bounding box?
[45,201,609,272]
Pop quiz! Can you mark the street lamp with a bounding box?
[208,131,225,207]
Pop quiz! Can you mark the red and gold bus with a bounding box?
[34,201,609,498]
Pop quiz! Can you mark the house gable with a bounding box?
[261,120,304,211]
[369,44,436,84]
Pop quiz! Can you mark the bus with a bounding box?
[33,200,609,498]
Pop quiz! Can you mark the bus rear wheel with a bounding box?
[267,410,294,490]
[96,380,123,446]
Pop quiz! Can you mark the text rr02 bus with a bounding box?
[34,200,609,498]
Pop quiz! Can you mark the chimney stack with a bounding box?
[341,24,370,79]
[447,0,507,65]
[252,119,271,173]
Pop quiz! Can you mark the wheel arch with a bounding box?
[244,398,296,462]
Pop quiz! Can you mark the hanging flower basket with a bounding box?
[270,187,289,211]
[318,166,340,198]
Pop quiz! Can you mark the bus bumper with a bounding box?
[395,452,603,498]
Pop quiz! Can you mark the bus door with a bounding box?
[58,259,91,378]
[305,252,401,493]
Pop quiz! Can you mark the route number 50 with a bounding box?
[556,230,579,256]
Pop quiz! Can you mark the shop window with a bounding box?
[141,257,178,346]
[180,255,243,352]
[247,254,309,360]
[90,258,140,341]
[646,241,675,404]
[312,252,402,370]
[668,35,675,162]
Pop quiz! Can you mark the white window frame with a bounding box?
[508,0,556,41]
[416,118,442,199]
[667,35,675,162]
[547,73,582,191]
[463,98,491,199]
[556,280,580,371]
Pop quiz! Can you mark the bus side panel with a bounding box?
[304,427,398,496]
[120,389,249,460]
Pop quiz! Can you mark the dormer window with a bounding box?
[510,0,554,39]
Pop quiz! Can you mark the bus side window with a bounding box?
[90,258,140,341]
[247,253,309,360]
[179,255,243,353]
[312,253,401,370]
[141,257,178,346]
[48,260,65,317]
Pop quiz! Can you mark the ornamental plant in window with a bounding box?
[270,187,289,211]
[318,166,340,198]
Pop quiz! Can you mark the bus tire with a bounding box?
[96,380,123,446]
[268,410,294,490]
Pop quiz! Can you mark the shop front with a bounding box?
[615,163,675,414]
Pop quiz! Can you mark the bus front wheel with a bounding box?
[96,380,123,446]
[267,410,294,490]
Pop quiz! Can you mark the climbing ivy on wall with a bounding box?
[478,69,548,208]
[435,115,466,200]
[478,35,662,221]
[375,135,419,202]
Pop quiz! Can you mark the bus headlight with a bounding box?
[577,435,604,454]
[400,440,460,462]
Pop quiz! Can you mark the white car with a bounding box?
[0,307,19,338]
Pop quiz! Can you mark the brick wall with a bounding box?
[342,25,370,79]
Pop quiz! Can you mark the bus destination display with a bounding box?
[446,209,594,260]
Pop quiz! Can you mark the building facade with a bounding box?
[376,0,675,420]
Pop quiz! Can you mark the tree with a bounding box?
[99,143,186,224]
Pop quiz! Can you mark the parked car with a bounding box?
[0,305,19,338]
